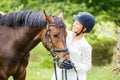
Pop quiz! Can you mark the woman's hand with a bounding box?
[60,60,74,69]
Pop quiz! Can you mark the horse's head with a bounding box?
[38,11,70,68]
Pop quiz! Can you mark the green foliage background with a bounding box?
[1,0,120,80]
[0,0,120,66]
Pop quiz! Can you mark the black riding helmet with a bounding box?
[73,12,95,33]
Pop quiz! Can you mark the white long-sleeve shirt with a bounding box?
[52,30,92,80]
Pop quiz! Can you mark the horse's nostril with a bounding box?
[55,56,60,61]
[57,61,62,68]
[56,58,65,68]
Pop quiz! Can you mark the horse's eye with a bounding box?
[53,34,59,39]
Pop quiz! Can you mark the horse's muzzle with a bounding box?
[50,48,73,69]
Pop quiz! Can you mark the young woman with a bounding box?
[52,12,95,80]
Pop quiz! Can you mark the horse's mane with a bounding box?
[0,14,2,20]
[0,12,4,20]
[0,10,66,28]
[0,10,46,28]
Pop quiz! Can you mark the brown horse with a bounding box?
[0,10,69,80]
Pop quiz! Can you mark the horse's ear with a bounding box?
[58,10,64,19]
[43,10,53,23]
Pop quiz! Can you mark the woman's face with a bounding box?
[72,20,83,33]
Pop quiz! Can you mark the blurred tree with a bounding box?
[0,0,24,12]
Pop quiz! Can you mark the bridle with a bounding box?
[44,22,69,80]
[44,22,68,59]
[44,22,79,80]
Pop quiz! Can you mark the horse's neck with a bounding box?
[23,34,41,52]
[15,27,41,52]
[0,26,41,53]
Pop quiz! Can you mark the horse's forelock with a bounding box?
[53,16,66,29]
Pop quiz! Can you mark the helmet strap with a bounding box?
[75,26,85,36]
